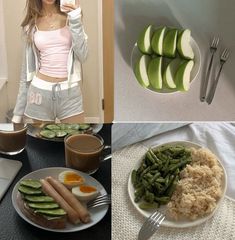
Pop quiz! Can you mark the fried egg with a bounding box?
[72,185,99,201]
[58,171,85,189]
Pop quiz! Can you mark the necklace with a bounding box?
[44,12,57,29]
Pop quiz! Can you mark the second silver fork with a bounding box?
[200,37,220,102]
[207,48,230,104]
[87,194,111,209]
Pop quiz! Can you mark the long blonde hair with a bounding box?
[21,0,61,37]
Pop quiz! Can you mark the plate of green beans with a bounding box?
[128,141,203,227]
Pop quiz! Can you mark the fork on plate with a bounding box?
[138,211,165,240]
[200,37,220,102]
[206,48,230,104]
[87,194,111,209]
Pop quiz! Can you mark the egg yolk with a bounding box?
[64,172,83,183]
[80,185,97,193]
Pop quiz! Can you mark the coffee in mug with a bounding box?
[0,124,27,155]
[64,133,106,174]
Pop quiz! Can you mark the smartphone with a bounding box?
[60,0,76,12]
[0,158,22,201]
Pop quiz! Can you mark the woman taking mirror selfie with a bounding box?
[12,0,88,123]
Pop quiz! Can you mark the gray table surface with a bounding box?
[114,0,235,121]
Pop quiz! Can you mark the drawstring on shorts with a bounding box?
[52,83,62,118]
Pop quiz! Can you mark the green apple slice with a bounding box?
[163,29,178,58]
[175,60,194,91]
[148,57,163,90]
[177,29,194,60]
[134,55,151,88]
[163,58,182,89]
[151,27,167,55]
[137,25,154,54]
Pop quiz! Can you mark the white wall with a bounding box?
[0,0,24,122]
[0,0,8,89]
[0,0,103,123]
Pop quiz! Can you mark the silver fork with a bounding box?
[200,37,220,102]
[138,211,165,240]
[207,48,230,104]
[87,194,111,209]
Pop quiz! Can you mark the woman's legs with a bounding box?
[60,112,85,123]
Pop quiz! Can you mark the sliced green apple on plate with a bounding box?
[134,55,151,88]
[175,60,194,91]
[163,29,178,58]
[177,29,194,60]
[151,26,167,56]
[163,58,182,89]
[137,25,154,54]
[148,57,163,90]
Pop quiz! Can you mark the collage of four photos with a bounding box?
[0,0,235,240]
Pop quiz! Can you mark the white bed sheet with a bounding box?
[112,123,235,199]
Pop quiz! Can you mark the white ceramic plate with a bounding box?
[12,167,109,232]
[27,124,103,142]
[131,37,201,94]
[128,141,227,228]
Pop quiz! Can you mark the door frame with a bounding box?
[102,0,114,123]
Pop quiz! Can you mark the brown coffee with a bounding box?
[65,134,104,173]
[0,124,27,154]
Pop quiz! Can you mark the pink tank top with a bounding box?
[34,26,72,78]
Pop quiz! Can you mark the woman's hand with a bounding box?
[62,0,80,13]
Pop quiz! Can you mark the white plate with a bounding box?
[27,124,103,142]
[131,37,201,94]
[12,167,109,232]
[128,141,227,228]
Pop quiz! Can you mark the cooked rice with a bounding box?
[167,147,223,220]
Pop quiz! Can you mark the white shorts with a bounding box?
[24,76,84,121]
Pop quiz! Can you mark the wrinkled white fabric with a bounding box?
[112,123,189,151]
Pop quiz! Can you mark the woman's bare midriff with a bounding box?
[36,72,68,83]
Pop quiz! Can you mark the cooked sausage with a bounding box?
[40,179,80,224]
[46,176,90,223]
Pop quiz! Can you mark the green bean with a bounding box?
[142,179,149,188]
[131,170,137,185]
[164,175,175,189]
[154,196,170,204]
[134,182,142,189]
[149,149,162,165]
[155,152,169,162]
[150,172,160,184]
[149,170,159,175]
[135,195,142,203]
[169,159,181,164]
[150,163,159,170]
[173,168,180,176]
[139,202,159,210]
[145,172,153,179]
[144,191,155,203]
[166,179,178,198]
[145,155,152,166]
[146,152,155,165]
[155,177,165,183]
[161,158,170,174]
[169,160,188,172]
[154,182,164,192]
[140,166,151,177]
[168,163,178,172]
[165,174,170,186]
[134,186,145,200]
